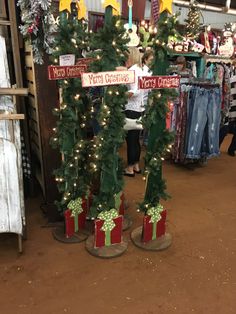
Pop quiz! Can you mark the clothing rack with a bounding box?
[181,81,220,88]
[204,55,233,65]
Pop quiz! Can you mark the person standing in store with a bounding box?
[219,67,236,157]
[124,48,154,177]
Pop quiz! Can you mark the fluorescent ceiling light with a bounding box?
[173,0,236,15]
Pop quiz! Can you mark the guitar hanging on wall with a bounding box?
[124,0,140,47]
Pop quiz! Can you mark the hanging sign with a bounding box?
[76,57,95,66]
[59,54,75,66]
[139,75,180,89]
[48,65,87,80]
[81,70,135,87]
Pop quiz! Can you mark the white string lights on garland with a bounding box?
[184,0,201,39]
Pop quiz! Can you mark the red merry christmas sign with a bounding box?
[48,65,87,80]
[81,70,135,87]
[139,75,180,89]
[76,57,95,66]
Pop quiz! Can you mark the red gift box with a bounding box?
[142,210,167,243]
[94,216,123,248]
[64,198,88,238]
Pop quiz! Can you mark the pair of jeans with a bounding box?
[186,87,221,159]
[125,110,142,166]
[184,87,197,154]
[219,123,236,152]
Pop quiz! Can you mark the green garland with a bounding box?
[18,0,57,64]
[51,11,92,213]
[140,12,180,213]
[88,7,129,218]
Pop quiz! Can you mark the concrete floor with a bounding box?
[0,136,235,314]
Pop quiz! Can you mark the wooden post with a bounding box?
[34,56,61,222]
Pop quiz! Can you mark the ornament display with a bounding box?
[218,22,235,57]
[124,0,140,47]
[139,25,153,49]
[218,36,234,57]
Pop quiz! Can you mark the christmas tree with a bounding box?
[185,0,201,39]
[51,3,92,213]
[18,0,57,64]
[140,6,179,213]
[88,5,129,218]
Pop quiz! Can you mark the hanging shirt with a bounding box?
[126,64,146,112]
[142,64,152,106]
[229,75,236,123]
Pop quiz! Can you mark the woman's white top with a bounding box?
[126,64,152,112]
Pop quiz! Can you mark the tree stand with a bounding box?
[52,207,89,243]
[122,215,133,231]
[131,226,172,251]
[131,209,172,251]
[85,235,128,258]
[52,226,88,243]
[85,214,128,258]
[120,199,132,231]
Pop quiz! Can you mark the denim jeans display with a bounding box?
[186,87,221,159]
[172,84,221,162]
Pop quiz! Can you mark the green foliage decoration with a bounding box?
[139,12,180,213]
[88,7,129,218]
[50,9,92,213]
[184,1,201,39]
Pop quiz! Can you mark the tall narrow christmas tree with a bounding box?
[184,0,201,39]
[132,0,179,249]
[88,5,129,218]
[85,3,129,257]
[51,2,92,241]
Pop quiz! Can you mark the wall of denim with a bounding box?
[185,86,221,159]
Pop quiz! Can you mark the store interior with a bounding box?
[0,1,235,313]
